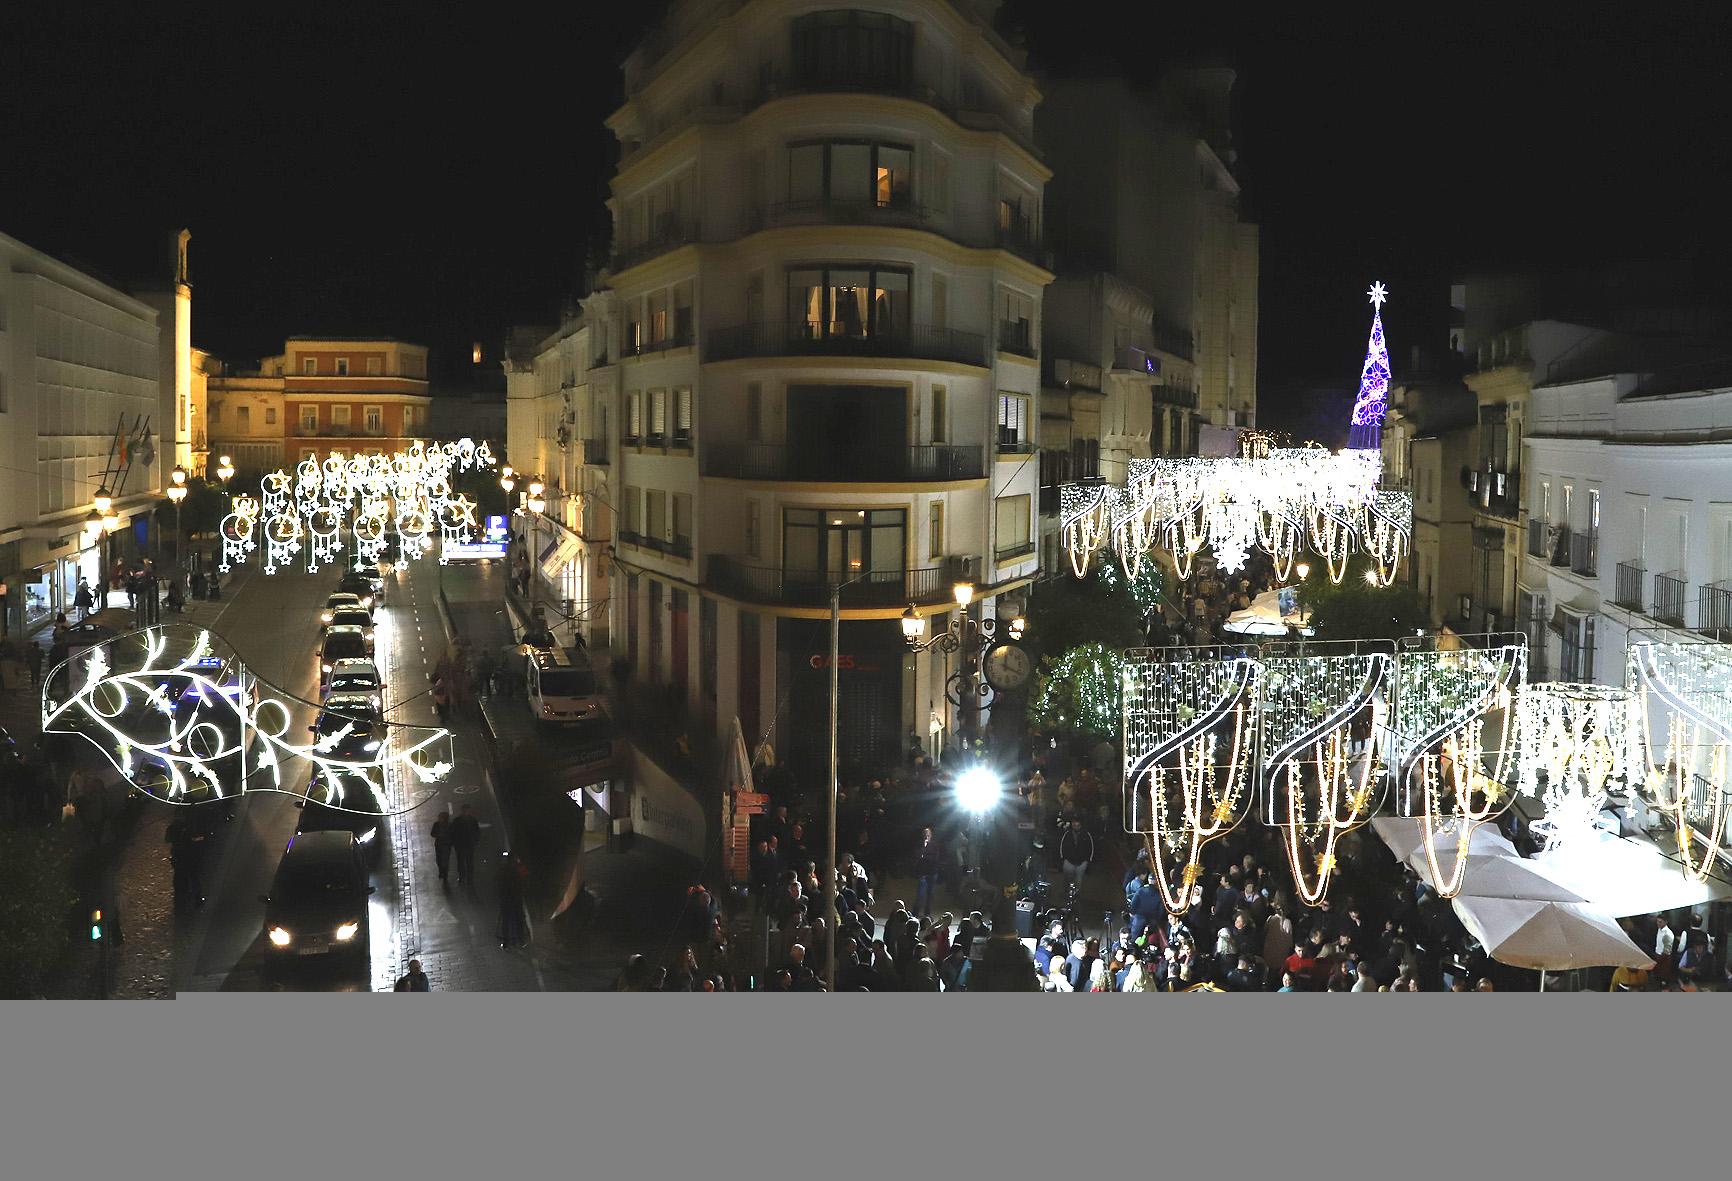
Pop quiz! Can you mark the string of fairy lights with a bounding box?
[218,438,496,575]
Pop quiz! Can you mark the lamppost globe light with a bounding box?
[170,464,187,487]
[527,492,546,514]
[166,484,187,503]
[954,766,1000,815]
[500,474,516,493]
[527,475,546,499]
[501,464,514,481]
[94,485,113,514]
[1009,615,1026,640]
[103,512,123,534]
[952,580,975,609]
[1295,562,1311,580]
[84,509,104,541]
[901,606,926,642]
[216,456,235,482]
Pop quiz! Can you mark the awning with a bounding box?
[1531,835,1732,919]
[539,530,582,582]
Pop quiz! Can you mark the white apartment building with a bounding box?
[1520,361,1732,687]
[507,0,1050,778]
[1,230,185,638]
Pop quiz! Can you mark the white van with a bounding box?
[526,648,603,725]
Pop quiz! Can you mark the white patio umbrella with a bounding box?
[1428,851,1582,901]
[1372,816,1518,874]
[1451,895,1655,976]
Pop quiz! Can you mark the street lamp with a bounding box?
[94,485,113,515]
[1295,561,1311,581]
[166,469,188,589]
[215,455,235,483]
[903,581,1009,751]
[954,766,1002,815]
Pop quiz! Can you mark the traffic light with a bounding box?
[90,909,103,942]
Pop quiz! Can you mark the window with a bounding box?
[1588,489,1600,537]
[332,405,352,427]
[931,386,947,443]
[264,407,277,425]
[0,373,7,413]
[999,288,1035,355]
[626,392,642,440]
[403,405,418,432]
[931,274,947,331]
[364,405,382,434]
[745,273,764,325]
[672,493,693,550]
[623,486,641,535]
[929,499,944,559]
[366,357,382,375]
[995,494,1032,558]
[931,151,951,215]
[786,140,912,209]
[997,393,1030,450]
[674,387,692,442]
[790,10,913,91]
[783,507,907,580]
[786,265,911,341]
[649,389,667,440]
[303,357,317,375]
[626,314,642,356]
[746,383,763,442]
[673,283,694,342]
[746,500,761,557]
[336,357,349,376]
[648,291,669,344]
[210,402,221,423]
[646,490,668,541]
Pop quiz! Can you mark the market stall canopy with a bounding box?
[1532,834,1732,919]
[1451,896,1653,971]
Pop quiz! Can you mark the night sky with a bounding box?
[6,2,1732,413]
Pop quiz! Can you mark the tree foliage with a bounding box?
[1298,556,1429,641]
[1027,643,1125,740]
[1025,562,1149,664]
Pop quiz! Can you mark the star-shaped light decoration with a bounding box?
[1367,280,1389,308]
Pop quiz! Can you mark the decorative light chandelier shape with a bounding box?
[41,624,453,810]
[237,439,496,575]
[1060,284,1410,585]
[1258,643,1394,905]
[1515,682,1641,855]
[1391,636,1525,897]
[1629,639,1732,880]
[1122,647,1260,915]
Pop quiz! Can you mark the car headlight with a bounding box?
[363,740,381,752]
[321,612,334,624]
[268,926,292,947]
[335,921,361,942]
[356,826,378,845]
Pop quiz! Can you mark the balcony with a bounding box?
[706,321,986,368]
[622,328,694,359]
[1152,384,1200,410]
[1527,518,1549,559]
[704,442,983,483]
[1700,583,1732,635]
[1570,532,1598,578]
[618,532,692,561]
[997,320,1037,359]
[995,435,1035,456]
[291,425,388,439]
[754,197,930,233]
[611,217,701,272]
[707,556,953,608]
[582,438,609,466]
[1654,572,1687,627]
[994,221,1052,269]
[1614,562,1645,611]
[995,540,1036,564]
[1548,524,1572,568]
[1464,464,1520,518]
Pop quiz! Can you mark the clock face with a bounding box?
[983,642,1032,691]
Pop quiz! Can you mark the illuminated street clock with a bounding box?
[982,641,1032,692]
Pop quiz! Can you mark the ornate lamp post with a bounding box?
[525,475,546,614]
[901,581,1030,754]
[167,465,188,586]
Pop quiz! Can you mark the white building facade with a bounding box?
[507,0,1050,778]
[1,230,178,638]
[1521,367,1732,688]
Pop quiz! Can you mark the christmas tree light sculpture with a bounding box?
[1348,282,1392,450]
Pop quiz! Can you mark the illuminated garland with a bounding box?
[1515,682,1640,855]
[41,623,453,811]
[232,439,495,575]
[1629,640,1732,880]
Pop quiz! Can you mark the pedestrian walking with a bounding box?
[191,570,207,601]
[74,580,94,620]
[449,803,481,884]
[165,812,209,909]
[1058,817,1095,894]
[430,809,454,882]
[497,854,529,948]
[393,959,431,991]
[431,674,451,723]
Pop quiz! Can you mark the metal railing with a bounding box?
[754,197,928,232]
[706,556,952,607]
[611,218,701,271]
[997,320,1037,358]
[622,329,694,358]
[1560,639,1594,683]
[706,321,986,367]
[994,222,1050,268]
[995,540,1035,563]
[1700,582,1732,634]
[995,437,1035,456]
[1570,532,1598,577]
[704,442,983,482]
[1654,572,1687,626]
[582,438,609,466]
[1527,518,1549,559]
[1615,562,1645,611]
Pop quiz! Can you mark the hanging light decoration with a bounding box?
[1629,640,1732,880]
[1123,648,1260,914]
[1516,681,1641,855]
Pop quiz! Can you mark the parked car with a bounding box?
[525,648,604,725]
[259,830,374,965]
[323,658,384,706]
